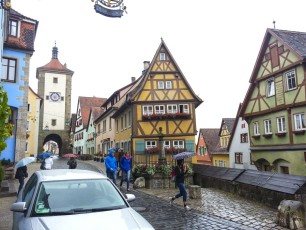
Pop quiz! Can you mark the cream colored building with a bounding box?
[26,87,42,157]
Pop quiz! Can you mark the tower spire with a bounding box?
[52,41,58,59]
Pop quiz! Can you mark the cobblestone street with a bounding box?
[0,158,288,230]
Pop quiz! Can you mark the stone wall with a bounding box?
[193,171,301,209]
[135,173,194,189]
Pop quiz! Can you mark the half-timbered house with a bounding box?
[112,39,203,164]
[240,28,306,176]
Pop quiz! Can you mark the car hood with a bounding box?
[25,208,154,230]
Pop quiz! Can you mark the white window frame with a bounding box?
[143,105,153,115]
[154,105,165,114]
[253,122,260,135]
[173,140,184,149]
[160,53,166,61]
[128,110,131,127]
[167,104,177,114]
[266,78,275,97]
[9,20,18,37]
[164,140,170,148]
[179,104,189,113]
[264,119,272,134]
[158,81,164,89]
[285,70,297,91]
[165,81,172,89]
[235,152,243,164]
[276,117,286,133]
[2,57,17,82]
[146,140,157,149]
[294,113,306,131]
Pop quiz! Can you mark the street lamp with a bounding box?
[158,127,166,165]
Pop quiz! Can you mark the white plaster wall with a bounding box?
[229,117,257,170]
[43,73,66,130]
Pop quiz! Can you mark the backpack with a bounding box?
[70,160,77,169]
[171,167,176,182]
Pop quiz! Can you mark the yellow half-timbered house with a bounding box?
[112,39,203,164]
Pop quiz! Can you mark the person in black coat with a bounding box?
[169,159,191,210]
[15,166,28,194]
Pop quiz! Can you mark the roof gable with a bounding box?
[78,97,107,128]
[129,39,202,106]
[240,28,306,116]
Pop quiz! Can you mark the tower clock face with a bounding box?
[50,92,61,102]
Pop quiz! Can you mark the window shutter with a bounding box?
[135,140,145,154]
[185,140,194,152]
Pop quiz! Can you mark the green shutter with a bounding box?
[135,140,145,154]
[185,140,194,152]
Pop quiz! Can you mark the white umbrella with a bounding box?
[173,152,196,161]
[15,157,36,169]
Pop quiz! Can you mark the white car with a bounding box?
[11,169,154,230]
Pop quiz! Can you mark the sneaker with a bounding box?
[184,205,191,211]
[127,188,131,191]
[169,197,174,205]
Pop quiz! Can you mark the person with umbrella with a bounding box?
[169,159,191,210]
[15,165,28,194]
[67,157,77,169]
[14,157,35,194]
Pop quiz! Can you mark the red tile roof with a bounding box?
[79,97,107,128]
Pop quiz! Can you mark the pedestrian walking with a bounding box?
[119,151,132,191]
[67,157,77,169]
[117,149,124,177]
[15,165,28,194]
[105,149,118,185]
[169,159,191,210]
[44,155,53,170]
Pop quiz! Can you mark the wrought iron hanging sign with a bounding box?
[93,0,127,18]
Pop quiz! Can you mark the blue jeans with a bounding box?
[120,170,131,190]
[107,170,117,185]
[175,183,187,202]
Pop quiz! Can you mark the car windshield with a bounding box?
[33,179,127,216]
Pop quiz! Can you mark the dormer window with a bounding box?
[9,20,18,37]
[160,53,166,61]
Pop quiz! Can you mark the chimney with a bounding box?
[131,77,136,82]
[143,61,150,70]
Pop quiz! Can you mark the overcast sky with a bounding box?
[12,0,306,130]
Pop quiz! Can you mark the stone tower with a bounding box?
[36,45,74,155]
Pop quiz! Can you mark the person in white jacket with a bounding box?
[44,156,53,170]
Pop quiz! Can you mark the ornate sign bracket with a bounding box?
[92,0,127,18]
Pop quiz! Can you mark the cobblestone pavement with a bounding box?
[0,158,288,230]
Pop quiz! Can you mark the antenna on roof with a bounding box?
[273,20,276,29]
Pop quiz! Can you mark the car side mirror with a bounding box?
[10,202,27,213]
[125,194,135,202]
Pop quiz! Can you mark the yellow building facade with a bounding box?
[26,87,42,157]
[112,39,202,164]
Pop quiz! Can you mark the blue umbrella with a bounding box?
[37,152,53,159]
[15,157,36,169]
[173,152,196,161]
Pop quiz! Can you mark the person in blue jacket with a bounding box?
[105,149,118,185]
[119,151,132,191]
